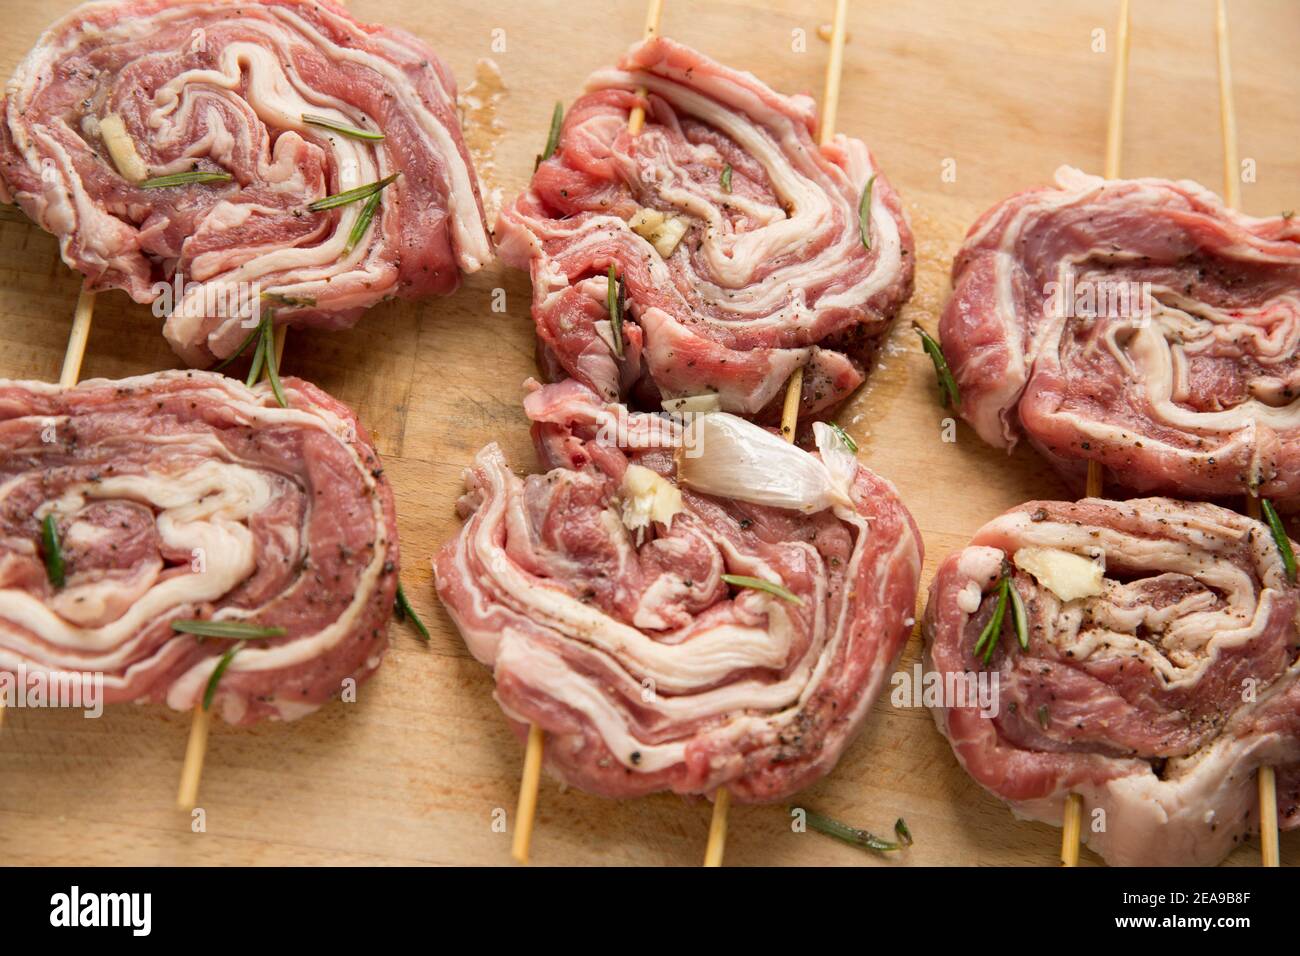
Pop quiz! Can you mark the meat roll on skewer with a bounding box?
[0,0,491,366]
[923,497,1300,866]
[435,380,922,801]
[497,37,914,425]
[0,370,399,725]
[940,166,1300,502]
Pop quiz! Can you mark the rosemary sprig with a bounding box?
[41,514,65,589]
[344,190,382,254]
[721,164,732,194]
[260,291,317,308]
[973,575,1009,664]
[539,101,563,166]
[171,620,286,640]
[828,422,858,454]
[912,322,960,408]
[800,807,912,852]
[244,317,267,387]
[722,573,804,606]
[213,322,261,372]
[1008,577,1029,649]
[301,112,385,141]
[140,170,233,189]
[1037,704,1051,730]
[606,264,625,359]
[858,174,876,250]
[307,173,398,212]
[394,583,430,642]
[204,640,244,711]
[1261,498,1297,584]
[261,312,288,408]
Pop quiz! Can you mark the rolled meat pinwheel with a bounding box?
[922,497,1300,866]
[434,379,922,801]
[940,166,1300,501]
[496,37,914,424]
[0,370,399,725]
[0,0,491,365]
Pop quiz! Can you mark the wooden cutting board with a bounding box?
[1,0,1296,867]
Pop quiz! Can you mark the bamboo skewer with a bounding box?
[511,0,666,865]
[703,785,730,867]
[177,49,308,813]
[61,288,96,388]
[1065,0,1130,868]
[626,0,665,136]
[818,0,849,153]
[772,0,850,442]
[179,320,271,809]
[703,0,850,869]
[176,703,211,810]
[1102,0,1131,190]
[511,723,545,864]
[177,0,312,813]
[27,1,348,818]
[1083,0,1130,504]
[5,286,103,734]
[1214,0,1278,869]
[1215,0,1241,213]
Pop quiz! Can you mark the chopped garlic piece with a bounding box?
[1013,547,1104,602]
[621,464,684,534]
[662,394,721,415]
[629,207,688,258]
[99,113,148,183]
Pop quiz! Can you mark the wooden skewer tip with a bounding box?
[176,702,211,810]
[512,722,545,864]
[1060,792,1083,866]
[1215,2,1278,869]
[703,786,730,867]
[1259,765,1280,867]
[1103,0,1131,181]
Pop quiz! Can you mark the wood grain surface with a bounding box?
[1,0,1297,867]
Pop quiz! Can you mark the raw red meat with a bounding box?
[940,166,1300,500]
[497,37,914,424]
[923,496,1300,865]
[0,0,491,365]
[0,370,399,725]
[434,379,922,801]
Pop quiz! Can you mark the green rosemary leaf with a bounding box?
[1261,498,1297,584]
[974,576,1009,664]
[41,514,65,589]
[307,173,398,212]
[606,264,626,359]
[395,583,430,642]
[212,322,262,372]
[912,322,960,408]
[140,170,233,189]
[203,640,245,711]
[171,620,286,640]
[301,112,385,141]
[858,174,876,250]
[261,313,288,408]
[344,190,382,254]
[244,318,267,388]
[541,101,563,163]
[260,291,317,308]
[828,422,858,454]
[721,164,732,193]
[801,807,913,852]
[722,573,804,606]
[1008,578,1029,649]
